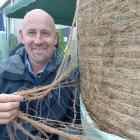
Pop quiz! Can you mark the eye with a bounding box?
[27,31,36,35]
[26,30,36,36]
[41,31,50,36]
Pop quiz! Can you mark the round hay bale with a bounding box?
[77,0,140,140]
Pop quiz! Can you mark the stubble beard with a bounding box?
[28,45,54,64]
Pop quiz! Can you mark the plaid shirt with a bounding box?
[24,53,46,80]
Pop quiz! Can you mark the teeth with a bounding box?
[34,48,41,50]
[32,47,46,51]
[33,48,46,51]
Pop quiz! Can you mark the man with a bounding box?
[0,9,80,140]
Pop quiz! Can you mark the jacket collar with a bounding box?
[0,46,62,77]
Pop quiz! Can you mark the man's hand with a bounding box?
[0,94,23,124]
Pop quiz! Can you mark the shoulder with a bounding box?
[0,56,13,73]
[0,47,25,74]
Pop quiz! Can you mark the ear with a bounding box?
[54,31,58,46]
[19,29,24,43]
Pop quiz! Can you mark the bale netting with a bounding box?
[5,1,102,139]
[77,0,140,140]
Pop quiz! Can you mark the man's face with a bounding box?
[20,15,57,65]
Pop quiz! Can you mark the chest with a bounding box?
[0,70,56,94]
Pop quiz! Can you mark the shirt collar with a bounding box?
[24,53,46,77]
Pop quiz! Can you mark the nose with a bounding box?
[34,33,43,45]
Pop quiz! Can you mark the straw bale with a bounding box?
[77,0,140,139]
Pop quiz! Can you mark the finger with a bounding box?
[0,94,24,102]
[0,102,20,111]
[0,114,17,124]
[0,109,18,119]
[0,119,11,124]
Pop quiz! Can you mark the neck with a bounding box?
[30,60,48,74]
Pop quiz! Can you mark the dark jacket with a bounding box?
[0,47,80,140]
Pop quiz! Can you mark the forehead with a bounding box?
[23,13,55,31]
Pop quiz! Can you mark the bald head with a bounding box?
[22,9,56,31]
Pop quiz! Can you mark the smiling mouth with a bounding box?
[32,47,47,54]
[32,47,47,51]
[34,46,46,49]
